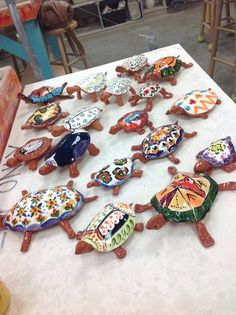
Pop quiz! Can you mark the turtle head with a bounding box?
[115,66,127,74]
[194,160,212,174]
[75,241,94,255]
[0,214,5,230]
[166,105,184,116]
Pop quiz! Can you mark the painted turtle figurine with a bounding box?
[115,54,149,82]
[135,166,236,248]
[87,158,143,195]
[100,77,136,106]
[75,203,144,259]
[131,122,197,164]
[5,137,52,170]
[129,82,173,112]
[21,103,69,130]
[48,107,103,137]
[18,82,73,105]
[66,72,107,102]
[142,56,193,85]
[109,110,154,135]
[0,180,97,252]
[194,137,236,175]
[166,89,221,119]
[39,130,100,178]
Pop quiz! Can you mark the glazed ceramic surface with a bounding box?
[26,86,65,104]
[151,172,218,222]
[25,103,61,128]
[141,123,184,159]
[148,56,181,78]
[59,107,101,131]
[45,131,90,167]
[197,137,235,167]
[94,158,134,188]
[118,110,149,131]
[138,83,162,98]
[122,54,148,71]
[106,78,132,95]
[80,203,136,252]
[174,89,218,115]
[78,72,107,93]
[4,186,84,232]
[15,137,50,161]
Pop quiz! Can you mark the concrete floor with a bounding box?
[0,3,235,96]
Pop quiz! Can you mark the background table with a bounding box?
[1,44,236,315]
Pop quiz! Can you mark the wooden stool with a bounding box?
[209,0,236,96]
[44,20,89,74]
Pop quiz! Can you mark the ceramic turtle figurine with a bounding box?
[66,72,107,102]
[131,122,197,164]
[100,77,136,106]
[115,54,149,82]
[18,82,73,105]
[129,82,173,112]
[142,56,193,85]
[109,110,154,135]
[5,137,52,170]
[135,166,236,248]
[166,89,221,119]
[0,180,97,252]
[87,158,143,195]
[21,103,69,130]
[194,137,236,175]
[39,130,100,178]
[75,203,144,259]
[48,107,103,137]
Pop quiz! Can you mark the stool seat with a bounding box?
[44,20,78,36]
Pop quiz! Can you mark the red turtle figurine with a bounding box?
[0,181,97,252]
[135,166,236,248]
[129,82,173,112]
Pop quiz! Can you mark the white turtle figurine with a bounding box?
[166,89,221,119]
[48,107,103,137]
[87,158,143,195]
[66,72,107,102]
[0,181,97,252]
[75,203,144,259]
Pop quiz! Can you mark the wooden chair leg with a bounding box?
[56,35,71,74]
[69,29,89,69]
[198,1,207,40]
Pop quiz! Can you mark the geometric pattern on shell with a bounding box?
[151,172,218,223]
[117,110,149,132]
[77,72,107,93]
[122,54,148,72]
[79,203,136,252]
[196,137,235,168]
[138,82,162,98]
[94,158,134,188]
[4,186,85,232]
[106,77,132,95]
[141,123,184,159]
[173,89,219,115]
[23,85,66,104]
[147,56,182,78]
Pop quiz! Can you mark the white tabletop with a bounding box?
[1,44,236,315]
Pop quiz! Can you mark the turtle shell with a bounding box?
[25,103,61,128]
[14,137,52,162]
[138,82,162,98]
[147,56,182,78]
[80,203,136,252]
[78,72,107,93]
[4,185,85,232]
[197,137,235,168]
[151,172,218,222]
[106,77,132,95]
[45,131,90,167]
[173,89,218,116]
[94,158,134,188]
[27,85,64,104]
[141,123,184,159]
[122,54,148,72]
[117,110,149,132]
[59,107,102,131]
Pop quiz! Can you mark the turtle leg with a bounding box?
[136,127,145,135]
[112,186,121,196]
[145,98,153,112]
[0,216,6,230]
[6,158,20,168]
[60,112,69,118]
[184,131,197,139]
[195,222,214,248]
[194,160,213,175]
[27,159,38,170]
[116,95,124,106]
[87,143,100,156]
[218,182,236,191]
[100,92,111,105]
[59,220,76,239]
[87,181,100,188]
[159,87,173,99]
[66,86,81,98]
[216,99,221,104]
[90,119,103,131]
[21,231,33,252]
[39,164,57,176]
[22,190,29,196]
[132,153,149,164]
[168,154,180,164]
[113,246,126,259]
[109,124,123,135]
[131,169,143,178]
[84,196,98,203]
[221,163,236,173]
[69,161,79,178]
[129,95,140,106]
[134,223,144,232]
[90,92,98,103]
[199,113,208,119]
[75,241,94,255]
[146,213,167,230]
[133,71,141,82]
[135,202,153,213]
[91,172,97,179]
[49,126,67,137]
[168,166,178,175]
[169,76,177,85]
[146,119,155,131]
[181,62,193,69]
[131,144,142,151]
[129,86,136,95]
[67,180,74,189]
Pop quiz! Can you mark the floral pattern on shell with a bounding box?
[147,56,182,78]
[4,186,84,232]
[118,111,148,131]
[106,78,132,95]
[25,103,61,127]
[80,203,135,252]
[138,82,162,98]
[122,54,148,72]
[78,72,107,93]
[197,137,235,168]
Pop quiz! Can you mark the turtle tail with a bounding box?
[18,93,30,103]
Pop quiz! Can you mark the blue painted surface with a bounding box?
[47,35,61,60]
[0,34,27,60]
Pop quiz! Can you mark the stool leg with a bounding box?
[209,0,216,45]
[198,1,207,42]
[234,5,236,97]
[68,29,89,69]
[56,35,71,74]
[225,0,231,24]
